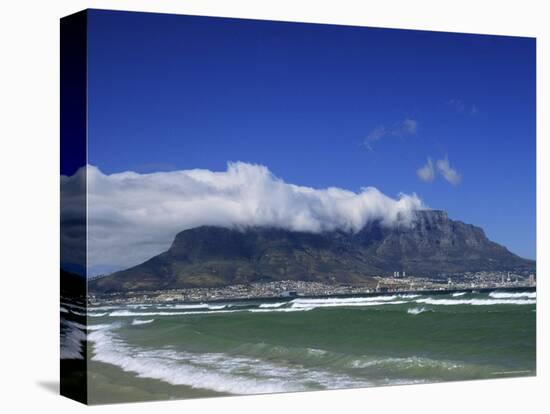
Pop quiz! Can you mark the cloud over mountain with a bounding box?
[61,162,424,273]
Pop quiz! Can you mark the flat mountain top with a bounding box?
[89,210,534,293]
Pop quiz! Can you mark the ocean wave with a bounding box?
[68,309,87,317]
[65,320,87,330]
[489,291,536,299]
[292,295,399,305]
[407,307,428,315]
[290,299,406,309]
[259,302,287,308]
[62,302,87,312]
[451,292,466,297]
[398,294,421,299]
[416,298,536,306]
[155,303,230,311]
[108,306,316,317]
[162,303,212,310]
[349,356,462,371]
[88,312,108,317]
[60,318,86,360]
[231,342,332,362]
[247,307,314,313]
[131,319,155,326]
[109,309,241,317]
[88,328,368,394]
[88,323,117,331]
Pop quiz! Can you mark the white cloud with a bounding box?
[448,99,478,116]
[436,156,462,185]
[416,158,435,182]
[61,162,424,273]
[364,118,418,150]
[448,98,466,112]
[402,118,418,134]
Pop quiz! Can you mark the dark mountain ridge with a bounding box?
[89,210,534,293]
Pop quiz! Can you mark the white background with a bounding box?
[0,0,548,412]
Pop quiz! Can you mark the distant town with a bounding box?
[88,270,536,306]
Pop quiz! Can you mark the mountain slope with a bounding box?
[89,210,534,293]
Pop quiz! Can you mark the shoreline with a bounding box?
[88,284,536,308]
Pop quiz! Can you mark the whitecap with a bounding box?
[88,312,108,317]
[407,307,428,315]
[489,291,536,299]
[60,319,86,360]
[259,302,287,308]
[88,328,369,394]
[398,294,421,299]
[292,295,398,306]
[131,319,155,326]
[88,323,116,331]
[290,299,406,309]
[416,298,536,306]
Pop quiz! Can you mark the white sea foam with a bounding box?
[65,320,87,330]
[88,327,368,394]
[290,299,406,309]
[259,302,287,308]
[208,305,227,310]
[88,312,108,317]
[131,319,155,326]
[68,309,87,316]
[350,356,462,371]
[489,291,536,299]
[60,319,86,360]
[158,303,229,310]
[109,309,241,317]
[248,307,314,313]
[108,306,317,317]
[416,298,536,306]
[407,307,428,315]
[88,323,116,331]
[452,292,466,297]
[162,303,210,309]
[398,294,421,299]
[293,295,398,305]
[63,302,87,312]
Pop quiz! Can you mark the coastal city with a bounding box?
[87,270,536,306]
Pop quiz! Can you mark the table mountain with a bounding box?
[89,210,534,293]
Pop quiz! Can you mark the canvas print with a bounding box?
[60,9,536,405]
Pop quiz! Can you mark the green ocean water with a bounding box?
[78,290,536,404]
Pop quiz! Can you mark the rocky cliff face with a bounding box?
[89,210,534,293]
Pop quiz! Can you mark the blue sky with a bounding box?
[87,9,536,259]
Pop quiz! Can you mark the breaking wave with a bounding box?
[489,291,536,299]
[407,307,428,315]
[398,294,421,299]
[290,297,406,309]
[416,298,536,306]
[160,303,227,310]
[349,356,462,371]
[88,325,369,394]
[60,319,86,360]
[259,302,287,308]
[131,319,155,326]
[92,290,536,319]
